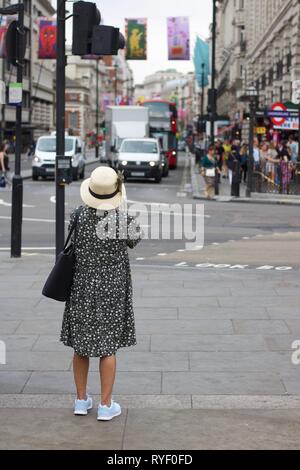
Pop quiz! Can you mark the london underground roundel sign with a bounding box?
[269,102,289,126]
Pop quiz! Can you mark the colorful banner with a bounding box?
[38,18,57,59]
[167,17,190,60]
[193,36,210,87]
[125,18,147,60]
[0,26,7,58]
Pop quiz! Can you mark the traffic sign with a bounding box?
[268,102,290,126]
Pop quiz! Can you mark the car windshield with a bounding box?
[121,141,158,154]
[37,138,74,152]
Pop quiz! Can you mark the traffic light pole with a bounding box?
[56,0,66,257]
[95,58,99,159]
[10,3,24,257]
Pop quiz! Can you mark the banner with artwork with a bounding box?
[125,18,147,60]
[38,18,57,59]
[0,26,7,58]
[193,36,210,87]
[167,17,190,60]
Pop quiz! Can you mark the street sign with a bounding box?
[268,102,290,126]
[0,80,5,104]
[255,127,266,135]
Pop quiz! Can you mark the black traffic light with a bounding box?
[5,20,26,66]
[92,27,125,56]
[72,1,101,56]
[72,1,125,56]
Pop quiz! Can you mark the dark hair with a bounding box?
[208,145,215,152]
[0,143,5,152]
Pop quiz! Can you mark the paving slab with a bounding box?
[23,371,162,395]
[0,408,126,450]
[0,351,73,372]
[178,306,269,320]
[135,319,234,335]
[0,372,32,393]
[151,334,269,352]
[162,371,286,395]
[189,351,294,373]
[90,352,189,372]
[123,409,300,450]
[233,320,290,335]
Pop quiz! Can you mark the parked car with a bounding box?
[117,138,163,183]
[32,135,86,181]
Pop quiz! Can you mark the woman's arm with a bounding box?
[0,152,5,172]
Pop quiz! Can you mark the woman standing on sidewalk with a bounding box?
[60,167,142,421]
[200,145,218,199]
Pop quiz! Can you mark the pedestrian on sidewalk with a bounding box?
[60,167,142,421]
[200,144,219,199]
[240,143,248,184]
[0,143,11,189]
[227,145,241,186]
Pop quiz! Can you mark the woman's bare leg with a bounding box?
[100,355,116,406]
[73,353,89,400]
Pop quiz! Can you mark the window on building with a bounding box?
[276,60,283,80]
[269,67,273,85]
[69,112,78,129]
[286,49,292,72]
[261,74,266,90]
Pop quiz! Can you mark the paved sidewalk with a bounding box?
[1,253,300,449]
[190,156,300,205]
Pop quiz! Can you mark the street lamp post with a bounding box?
[114,63,118,104]
[246,86,258,198]
[210,0,219,195]
[201,63,205,132]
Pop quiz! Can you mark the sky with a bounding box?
[64,0,212,84]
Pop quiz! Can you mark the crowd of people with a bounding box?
[192,134,299,199]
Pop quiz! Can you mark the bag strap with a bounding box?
[64,206,83,249]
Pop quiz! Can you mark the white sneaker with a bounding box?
[97,400,121,421]
[74,395,93,416]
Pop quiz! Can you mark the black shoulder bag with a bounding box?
[42,206,83,302]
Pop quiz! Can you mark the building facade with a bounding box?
[216,0,300,136]
[215,0,246,122]
[0,0,55,146]
[244,0,300,108]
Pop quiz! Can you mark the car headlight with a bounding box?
[172,151,177,156]
[121,160,128,166]
[33,156,41,163]
[149,161,156,167]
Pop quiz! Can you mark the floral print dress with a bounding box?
[60,205,142,357]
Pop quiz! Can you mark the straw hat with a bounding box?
[80,166,126,210]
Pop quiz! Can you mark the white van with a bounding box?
[32,135,86,181]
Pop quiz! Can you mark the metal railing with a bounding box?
[251,160,300,195]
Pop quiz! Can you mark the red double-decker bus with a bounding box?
[141,100,178,169]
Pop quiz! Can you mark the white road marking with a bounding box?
[0,199,35,208]
[177,249,186,252]
[0,216,57,223]
[157,253,167,256]
[50,196,68,205]
[175,262,187,267]
[136,257,145,261]
[0,247,55,251]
